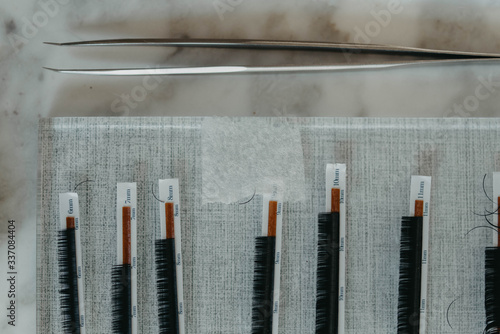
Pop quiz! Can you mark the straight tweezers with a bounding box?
[44,38,500,76]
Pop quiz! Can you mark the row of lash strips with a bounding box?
[58,177,283,334]
[58,179,186,334]
[56,167,500,334]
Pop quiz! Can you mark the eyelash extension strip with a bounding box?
[58,193,86,334]
[316,163,346,334]
[156,179,185,334]
[485,172,500,333]
[252,193,284,334]
[397,176,431,334]
[112,183,138,334]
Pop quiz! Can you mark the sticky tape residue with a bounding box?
[201,118,306,204]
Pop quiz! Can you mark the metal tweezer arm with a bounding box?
[44,38,500,76]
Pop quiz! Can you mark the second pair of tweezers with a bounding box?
[44,38,500,76]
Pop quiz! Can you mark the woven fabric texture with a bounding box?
[37,117,499,333]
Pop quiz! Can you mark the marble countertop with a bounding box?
[1,0,500,332]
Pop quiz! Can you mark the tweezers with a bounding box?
[43,38,500,76]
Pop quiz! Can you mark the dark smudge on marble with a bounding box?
[416,4,500,53]
[5,19,16,34]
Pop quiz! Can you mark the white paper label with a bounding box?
[326,163,346,334]
[59,193,86,333]
[116,183,137,334]
[159,179,185,334]
[409,175,431,334]
[261,192,283,334]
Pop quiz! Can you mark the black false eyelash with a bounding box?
[397,216,423,334]
[155,239,179,334]
[111,264,132,334]
[315,212,339,334]
[485,247,500,334]
[252,236,276,334]
[58,229,81,334]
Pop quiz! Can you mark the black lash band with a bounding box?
[111,264,132,334]
[252,236,276,334]
[397,216,423,334]
[315,212,340,334]
[485,247,500,333]
[155,238,179,334]
[58,228,81,334]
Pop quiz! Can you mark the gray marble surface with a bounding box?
[1,1,500,333]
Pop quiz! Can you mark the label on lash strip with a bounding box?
[492,172,500,247]
[159,179,185,334]
[409,175,431,334]
[326,163,346,334]
[59,193,86,333]
[116,183,137,334]
[262,191,283,334]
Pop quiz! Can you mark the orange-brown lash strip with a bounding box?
[122,206,131,265]
[66,216,75,229]
[414,200,424,218]
[165,202,175,239]
[331,188,340,213]
[268,201,278,237]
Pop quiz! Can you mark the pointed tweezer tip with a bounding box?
[43,67,60,72]
[44,42,62,46]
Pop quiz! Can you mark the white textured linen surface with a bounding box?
[37,117,498,333]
